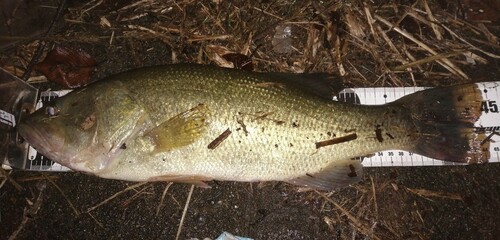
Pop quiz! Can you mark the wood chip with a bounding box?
[315,133,357,149]
[208,128,232,150]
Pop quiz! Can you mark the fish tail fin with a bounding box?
[394,83,490,163]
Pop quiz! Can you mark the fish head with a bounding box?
[18,87,140,173]
[18,90,102,171]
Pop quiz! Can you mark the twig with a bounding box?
[421,0,442,40]
[208,128,232,150]
[188,34,232,43]
[8,184,45,240]
[116,0,150,12]
[392,51,463,71]
[439,24,500,59]
[79,0,103,18]
[0,177,7,190]
[44,174,80,216]
[374,24,422,83]
[375,25,404,62]
[374,14,469,80]
[253,6,283,20]
[370,176,378,219]
[346,60,369,84]
[16,175,60,182]
[0,168,23,191]
[176,184,195,240]
[0,169,9,190]
[406,188,463,201]
[156,182,174,216]
[316,191,380,240]
[120,185,151,207]
[170,194,182,208]
[86,182,147,212]
[363,3,377,39]
[87,212,106,229]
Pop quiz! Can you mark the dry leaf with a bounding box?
[222,53,253,71]
[34,46,96,88]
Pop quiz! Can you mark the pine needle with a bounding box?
[316,190,381,240]
[176,184,195,240]
[156,182,174,216]
[44,174,80,217]
[86,182,147,212]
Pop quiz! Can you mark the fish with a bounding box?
[17,64,490,190]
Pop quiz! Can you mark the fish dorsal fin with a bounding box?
[145,104,209,153]
[149,175,212,188]
[285,159,363,191]
[266,72,346,100]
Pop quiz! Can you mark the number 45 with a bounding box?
[481,100,499,113]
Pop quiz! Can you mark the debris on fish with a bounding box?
[18,64,490,190]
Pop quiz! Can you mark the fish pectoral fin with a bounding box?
[149,175,212,188]
[285,159,363,191]
[145,104,209,153]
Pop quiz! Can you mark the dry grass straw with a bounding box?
[176,184,195,240]
[314,176,430,239]
[0,168,23,191]
[406,187,463,201]
[8,181,45,240]
[44,174,80,216]
[156,182,174,216]
[316,190,381,240]
[86,182,147,213]
[1,0,497,87]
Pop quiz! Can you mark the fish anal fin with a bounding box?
[285,160,363,191]
[145,104,209,153]
[149,175,212,188]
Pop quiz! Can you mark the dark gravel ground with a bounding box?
[2,165,500,240]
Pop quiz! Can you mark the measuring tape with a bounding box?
[337,82,500,167]
[14,82,500,171]
[0,109,16,127]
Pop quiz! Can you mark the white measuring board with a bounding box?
[337,82,500,167]
[26,90,72,171]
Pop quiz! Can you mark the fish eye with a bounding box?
[46,106,60,117]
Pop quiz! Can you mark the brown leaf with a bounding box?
[222,53,253,71]
[34,46,96,88]
[205,45,234,68]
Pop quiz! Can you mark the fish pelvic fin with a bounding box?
[394,83,490,164]
[145,104,209,153]
[285,159,362,191]
[148,175,212,188]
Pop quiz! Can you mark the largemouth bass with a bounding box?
[18,64,490,190]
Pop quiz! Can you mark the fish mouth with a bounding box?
[17,121,65,161]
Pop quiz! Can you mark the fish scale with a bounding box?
[18,64,490,190]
